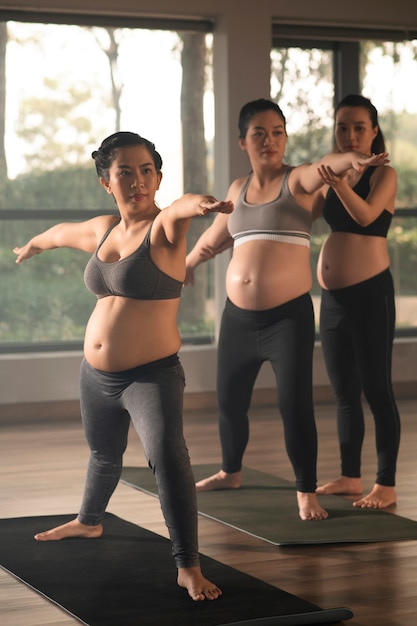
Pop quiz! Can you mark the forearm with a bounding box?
[184,230,232,287]
[318,152,360,175]
[300,152,387,194]
[14,224,66,264]
[163,193,233,249]
[186,227,232,270]
[186,246,206,271]
[331,180,374,226]
[168,193,211,220]
[186,240,218,270]
[13,222,88,264]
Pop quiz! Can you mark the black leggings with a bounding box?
[320,269,401,486]
[217,294,318,493]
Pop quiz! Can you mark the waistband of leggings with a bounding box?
[84,353,180,378]
[224,292,311,321]
[323,268,392,296]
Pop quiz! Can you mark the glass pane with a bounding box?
[0,220,94,347]
[361,40,417,329]
[0,20,215,349]
[270,47,334,164]
[270,46,334,320]
[389,215,417,330]
[271,41,417,332]
[3,21,204,209]
[361,40,417,209]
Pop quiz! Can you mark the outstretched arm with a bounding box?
[159,193,233,247]
[150,193,233,284]
[183,178,247,285]
[294,151,389,195]
[13,215,116,264]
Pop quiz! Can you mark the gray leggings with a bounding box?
[78,356,199,569]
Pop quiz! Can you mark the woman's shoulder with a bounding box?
[230,173,251,189]
[87,214,120,240]
[227,174,251,202]
[369,163,397,187]
[89,214,120,227]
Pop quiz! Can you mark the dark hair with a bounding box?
[91,131,163,180]
[335,94,386,153]
[238,98,287,139]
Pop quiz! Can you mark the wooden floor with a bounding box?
[1,397,417,625]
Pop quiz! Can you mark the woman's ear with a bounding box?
[99,177,112,194]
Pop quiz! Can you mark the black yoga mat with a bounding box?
[121,464,417,546]
[0,513,353,626]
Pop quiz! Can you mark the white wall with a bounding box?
[1,0,416,407]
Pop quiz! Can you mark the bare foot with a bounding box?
[316,476,363,496]
[177,566,222,601]
[195,470,242,492]
[353,484,397,509]
[34,518,103,541]
[297,492,328,521]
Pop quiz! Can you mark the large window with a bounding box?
[0,13,215,351]
[271,30,417,333]
[2,17,417,353]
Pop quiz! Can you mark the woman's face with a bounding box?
[101,144,162,212]
[239,109,287,167]
[334,106,378,155]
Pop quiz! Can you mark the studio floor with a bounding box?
[1,397,417,625]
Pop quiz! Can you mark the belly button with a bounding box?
[243,278,250,284]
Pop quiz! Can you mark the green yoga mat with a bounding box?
[121,464,417,545]
[0,513,353,626]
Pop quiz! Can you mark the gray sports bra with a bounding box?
[84,220,183,300]
[227,167,312,248]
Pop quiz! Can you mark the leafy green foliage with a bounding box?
[0,241,95,344]
[1,166,115,210]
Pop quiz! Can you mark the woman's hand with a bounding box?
[350,151,390,172]
[197,197,234,216]
[13,243,43,264]
[184,244,217,287]
[317,165,345,188]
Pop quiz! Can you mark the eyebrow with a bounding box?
[252,124,284,130]
[336,120,368,126]
[116,162,154,169]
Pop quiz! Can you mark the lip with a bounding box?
[131,193,145,201]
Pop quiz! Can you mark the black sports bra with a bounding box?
[322,166,392,237]
[84,221,183,300]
